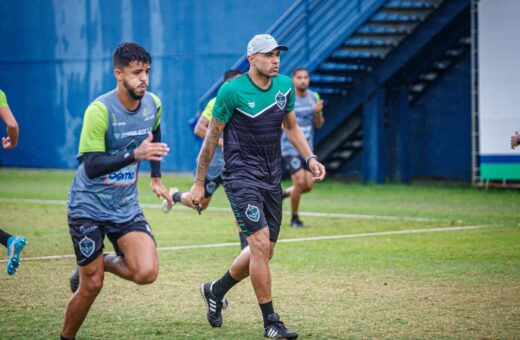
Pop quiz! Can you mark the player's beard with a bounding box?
[123,79,145,100]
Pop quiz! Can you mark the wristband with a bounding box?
[305,154,318,164]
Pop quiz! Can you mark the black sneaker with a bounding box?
[290,216,304,228]
[70,267,79,293]
[264,313,298,339]
[200,282,228,328]
[282,190,290,200]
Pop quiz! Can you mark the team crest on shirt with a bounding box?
[248,101,255,108]
[79,236,95,257]
[245,204,260,222]
[275,91,286,110]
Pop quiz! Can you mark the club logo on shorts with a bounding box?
[79,236,95,258]
[205,180,217,194]
[291,157,301,170]
[275,91,286,110]
[245,204,260,222]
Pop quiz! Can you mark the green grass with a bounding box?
[0,169,519,339]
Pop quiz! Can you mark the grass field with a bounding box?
[0,169,519,339]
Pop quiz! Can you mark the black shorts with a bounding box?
[223,182,283,243]
[283,155,309,175]
[204,175,222,198]
[68,213,155,266]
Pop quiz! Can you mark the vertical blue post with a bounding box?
[362,90,386,184]
[388,86,411,183]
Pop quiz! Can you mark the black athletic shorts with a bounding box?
[283,155,309,175]
[68,213,155,266]
[204,175,222,198]
[223,181,283,242]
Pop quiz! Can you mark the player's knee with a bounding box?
[80,275,104,297]
[133,266,158,284]
[250,239,270,260]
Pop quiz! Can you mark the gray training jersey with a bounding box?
[281,89,319,157]
[68,90,161,223]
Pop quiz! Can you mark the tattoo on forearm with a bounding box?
[195,119,224,184]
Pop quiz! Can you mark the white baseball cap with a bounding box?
[247,34,288,56]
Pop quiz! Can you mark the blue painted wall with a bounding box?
[0,0,292,170]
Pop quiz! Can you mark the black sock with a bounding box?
[239,232,248,249]
[172,191,182,203]
[291,214,298,221]
[0,228,12,247]
[60,335,75,340]
[211,270,239,300]
[259,301,275,327]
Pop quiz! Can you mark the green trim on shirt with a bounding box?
[0,90,8,108]
[78,101,109,154]
[149,92,162,130]
[201,97,216,121]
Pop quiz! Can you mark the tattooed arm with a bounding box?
[190,117,226,205]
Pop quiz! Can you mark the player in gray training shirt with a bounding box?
[61,42,172,340]
[281,67,324,228]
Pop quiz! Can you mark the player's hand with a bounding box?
[133,132,170,161]
[314,100,323,114]
[2,136,14,150]
[150,177,173,209]
[511,131,519,149]
[308,158,326,181]
[189,182,205,210]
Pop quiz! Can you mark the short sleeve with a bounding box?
[149,92,162,130]
[0,90,8,108]
[212,83,236,123]
[286,83,296,112]
[201,97,216,121]
[78,101,109,154]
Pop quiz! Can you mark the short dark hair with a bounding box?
[292,67,308,77]
[113,42,151,69]
[223,69,242,82]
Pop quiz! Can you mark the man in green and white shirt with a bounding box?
[191,34,326,339]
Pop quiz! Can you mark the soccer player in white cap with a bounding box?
[191,34,326,339]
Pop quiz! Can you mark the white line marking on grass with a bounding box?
[0,197,438,222]
[0,225,489,263]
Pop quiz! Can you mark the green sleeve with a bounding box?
[314,91,321,101]
[201,97,216,121]
[150,92,162,130]
[212,83,236,123]
[78,101,109,154]
[0,90,8,108]
[286,83,296,112]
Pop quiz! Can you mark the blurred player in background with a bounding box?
[511,131,519,149]
[281,67,324,228]
[162,69,248,249]
[61,42,172,340]
[191,34,326,339]
[0,89,27,276]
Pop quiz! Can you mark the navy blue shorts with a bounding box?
[204,175,222,198]
[223,182,283,242]
[283,155,309,175]
[68,213,155,266]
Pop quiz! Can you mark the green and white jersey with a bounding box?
[0,90,8,108]
[213,73,295,190]
[68,90,161,223]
